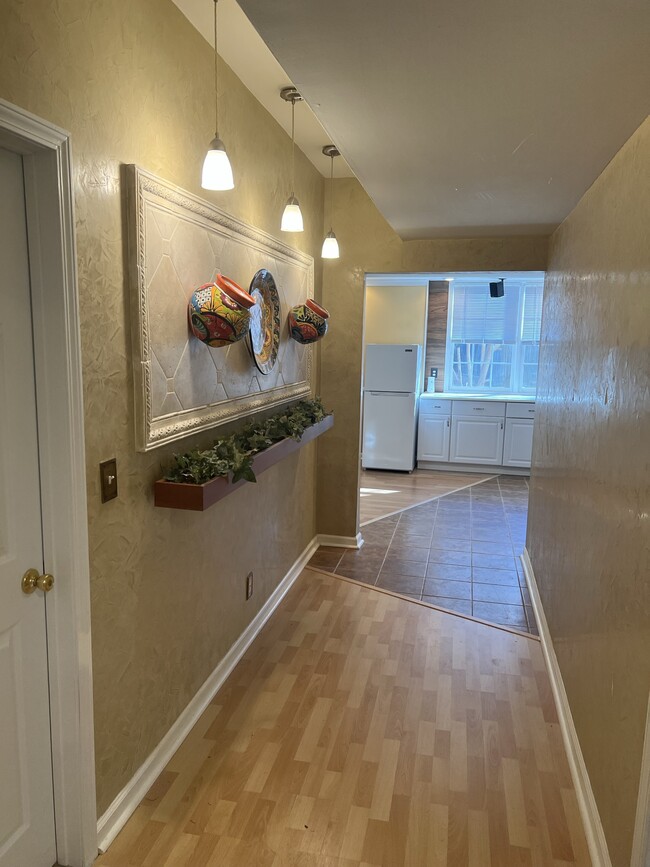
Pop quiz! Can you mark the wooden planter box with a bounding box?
[154,414,333,512]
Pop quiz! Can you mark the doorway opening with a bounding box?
[320,270,545,634]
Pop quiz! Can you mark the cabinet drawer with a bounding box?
[452,400,506,417]
[506,402,536,419]
[419,398,451,416]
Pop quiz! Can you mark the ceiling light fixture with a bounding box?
[201,0,234,191]
[280,87,304,232]
[321,145,340,259]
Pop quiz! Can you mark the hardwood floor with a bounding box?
[360,469,494,525]
[96,568,590,867]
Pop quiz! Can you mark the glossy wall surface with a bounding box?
[0,0,324,813]
[318,177,548,537]
[527,117,650,866]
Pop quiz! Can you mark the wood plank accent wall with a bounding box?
[425,280,450,392]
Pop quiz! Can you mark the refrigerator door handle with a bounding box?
[367,391,412,396]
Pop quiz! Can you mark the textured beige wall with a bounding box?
[318,178,548,536]
[0,0,324,813]
[527,117,650,867]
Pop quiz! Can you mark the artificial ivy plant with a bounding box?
[164,397,329,485]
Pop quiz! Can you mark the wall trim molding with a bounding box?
[316,532,364,549]
[0,98,97,867]
[520,549,612,867]
[96,536,319,854]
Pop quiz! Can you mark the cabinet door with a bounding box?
[503,418,534,467]
[450,416,505,465]
[417,415,450,461]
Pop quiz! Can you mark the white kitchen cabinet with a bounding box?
[417,414,451,461]
[503,418,534,467]
[450,415,505,465]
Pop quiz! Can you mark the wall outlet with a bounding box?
[245,572,254,600]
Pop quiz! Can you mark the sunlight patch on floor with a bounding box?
[359,486,400,495]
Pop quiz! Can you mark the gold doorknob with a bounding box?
[21,569,55,594]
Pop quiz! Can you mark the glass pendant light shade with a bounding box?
[202,137,234,190]
[281,195,304,232]
[321,230,339,259]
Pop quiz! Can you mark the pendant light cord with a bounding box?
[290,97,296,196]
[213,0,219,138]
[329,154,334,231]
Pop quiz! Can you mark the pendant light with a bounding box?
[321,145,340,259]
[280,87,304,232]
[201,0,234,190]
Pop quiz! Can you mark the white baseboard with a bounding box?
[520,549,612,867]
[316,532,364,549]
[96,536,319,854]
[631,694,650,867]
[417,460,530,476]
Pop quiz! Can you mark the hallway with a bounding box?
[95,568,589,866]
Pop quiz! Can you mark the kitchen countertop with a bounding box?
[420,392,535,403]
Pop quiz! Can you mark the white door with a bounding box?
[417,415,451,461]
[0,149,57,867]
[450,416,505,465]
[503,418,534,467]
[362,391,417,470]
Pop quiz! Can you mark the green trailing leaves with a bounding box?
[164,397,329,486]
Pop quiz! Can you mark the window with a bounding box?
[444,277,544,394]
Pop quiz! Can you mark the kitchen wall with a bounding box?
[318,177,548,537]
[364,283,428,388]
[527,117,650,866]
[0,0,324,813]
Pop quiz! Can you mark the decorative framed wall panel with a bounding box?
[126,165,314,451]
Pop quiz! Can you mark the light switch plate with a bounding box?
[99,458,118,503]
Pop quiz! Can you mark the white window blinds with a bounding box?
[521,281,544,342]
[449,282,519,343]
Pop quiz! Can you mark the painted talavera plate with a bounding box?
[248,269,281,375]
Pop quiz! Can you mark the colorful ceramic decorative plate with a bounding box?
[248,269,281,375]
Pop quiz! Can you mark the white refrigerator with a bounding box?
[362,344,421,471]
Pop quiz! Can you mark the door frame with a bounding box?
[0,99,97,866]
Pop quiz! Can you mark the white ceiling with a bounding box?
[172,0,353,177]
[235,0,650,239]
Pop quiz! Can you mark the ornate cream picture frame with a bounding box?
[126,165,314,452]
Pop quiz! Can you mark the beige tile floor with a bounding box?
[312,474,536,635]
